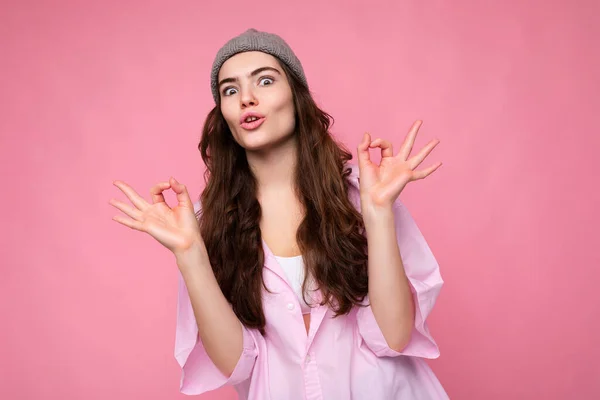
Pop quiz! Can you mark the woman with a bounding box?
[110,28,447,399]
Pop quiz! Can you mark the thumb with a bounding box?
[357,132,371,167]
[169,177,193,208]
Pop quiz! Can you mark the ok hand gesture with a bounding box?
[357,120,442,210]
[109,177,202,255]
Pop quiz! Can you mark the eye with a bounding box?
[259,76,274,86]
[223,87,237,96]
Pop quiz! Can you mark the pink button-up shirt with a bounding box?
[175,163,448,399]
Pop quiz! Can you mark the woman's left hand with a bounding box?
[357,120,442,210]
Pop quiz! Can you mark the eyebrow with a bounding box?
[218,66,282,89]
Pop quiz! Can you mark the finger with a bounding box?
[412,162,442,180]
[408,139,440,170]
[169,177,193,208]
[369,138,393,158]
[109,198,142,220]
[150,182,171,204]
[357,132,373,167]
[398,120,422,160]
[112,215,145,232]
[113,181,149,211]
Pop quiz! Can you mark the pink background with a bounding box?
[1,0,599,399]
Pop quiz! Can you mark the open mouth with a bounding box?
[240,116,265,130]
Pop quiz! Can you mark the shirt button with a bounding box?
[287,303,295,310]
[306,355,311,363]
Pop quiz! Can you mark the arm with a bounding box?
[175,241,244,377]
[109,178,256,393]
[363,205,415,352]
[356,197,443,359]
[353,121,443,358]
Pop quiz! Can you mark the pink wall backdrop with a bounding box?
[1,0,599,399]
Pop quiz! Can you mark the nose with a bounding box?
[240,87,258,108]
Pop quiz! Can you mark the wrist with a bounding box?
[174,238,208,269]
[361,200,395,227]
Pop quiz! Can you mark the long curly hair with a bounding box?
[197,60,369,335]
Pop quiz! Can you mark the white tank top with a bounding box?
[273,255,312,314]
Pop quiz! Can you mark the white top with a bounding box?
[273,255,312,314]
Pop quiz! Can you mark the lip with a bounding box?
[239,111,266,130]
[240,111,265,124]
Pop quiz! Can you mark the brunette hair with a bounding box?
[197,60,368,335]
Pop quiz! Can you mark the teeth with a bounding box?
[245,116,259,122]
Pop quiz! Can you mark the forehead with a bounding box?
[218,51,281,80]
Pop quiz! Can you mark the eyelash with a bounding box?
[222,76,275,96]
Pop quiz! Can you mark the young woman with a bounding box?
[110,28,448,399]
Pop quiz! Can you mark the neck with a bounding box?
[246,136,298,197]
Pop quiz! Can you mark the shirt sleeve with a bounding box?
[357,199,444,359]
[174,269,259,395]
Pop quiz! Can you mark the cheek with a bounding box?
[220,105,235,126]
[273,94,295,126]
[220,107,240,134]
[285,103,296,131]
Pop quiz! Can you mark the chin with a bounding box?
[236,130,272,150]
[233,123,295,150]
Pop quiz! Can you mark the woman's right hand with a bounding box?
[109,177,203,255]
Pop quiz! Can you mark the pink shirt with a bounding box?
[174,163,448,399]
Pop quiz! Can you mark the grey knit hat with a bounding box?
[210,28,308,103]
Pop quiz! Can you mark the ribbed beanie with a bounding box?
[210,28,308,103]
